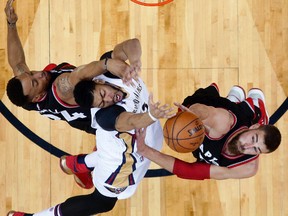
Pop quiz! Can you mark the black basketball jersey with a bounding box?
[182,85,259,168]
[22,63,95,134]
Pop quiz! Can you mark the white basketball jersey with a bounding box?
[90,75,163,199]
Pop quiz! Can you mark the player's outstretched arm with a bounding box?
[54,58,132,103]
[136,126,259,180]
[169,156,258,180]
[136,128,211,180]
[115,94,175,132]
[5,0,29,75]
[136,128,176,173]
[209,158,259,179]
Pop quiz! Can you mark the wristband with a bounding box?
[104,57,109,70]
[148,111,157,121]
[7,20,16,27]
[173,159,210,180]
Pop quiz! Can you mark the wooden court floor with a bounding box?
[0,0,287,215]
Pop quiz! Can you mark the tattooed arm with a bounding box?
[54,59,132,105]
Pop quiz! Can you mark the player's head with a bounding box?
[6,71,51,106]
[258,124,281,152]
[74,79,126,108]
[227,124,281,155]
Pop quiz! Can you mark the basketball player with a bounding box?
[7,40,176,216]
[5,0,140,134]
[135,84,281,180]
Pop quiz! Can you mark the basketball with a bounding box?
[163,111,205,153]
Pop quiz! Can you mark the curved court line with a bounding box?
[269,98,288,125]
[0,99,287,177]
[130,0,173,7]
[0,101,68,157]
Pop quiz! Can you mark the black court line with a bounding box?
[0,98,287,178]
[269,97,288,125]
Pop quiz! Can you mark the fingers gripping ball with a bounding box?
[163,111,205,153]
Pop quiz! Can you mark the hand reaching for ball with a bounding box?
[148,93,176,120]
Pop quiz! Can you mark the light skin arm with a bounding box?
[135,128,176,172]
[175,102,232,138]
[115,94,176,132]
[210,158,259,179]
[136,128,259,180]
[5,0,30,76]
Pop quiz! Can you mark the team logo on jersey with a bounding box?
[104,186,127,194]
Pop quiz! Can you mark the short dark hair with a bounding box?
[260,124,281,153]
[6,77,29,107]
[74,80,96,108]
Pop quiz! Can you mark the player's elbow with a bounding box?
[244,164,258,178]
[130,38,140,45]
[115,114,135,132]
[238,161,259,179]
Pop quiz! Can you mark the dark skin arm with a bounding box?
[115,94,175,132]
[55,58,132,105]
[55,38,143,105]
[5,0,29,76]
[112,38,142,82]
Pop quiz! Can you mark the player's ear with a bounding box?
[93,79,105,84]
[249,123,260,129]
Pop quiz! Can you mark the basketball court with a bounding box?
[0,0,287,215]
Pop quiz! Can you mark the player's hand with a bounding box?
[148,93,176,120]
[174,102,191,112]
[5,0,18,24]
[129,59,142,83]
[106,58,133,85]
[106,58,136,86]
[174,102,200,117]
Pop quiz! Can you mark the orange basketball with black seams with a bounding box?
[163,111,205,153]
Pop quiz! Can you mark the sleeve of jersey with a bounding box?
[95,105,126,131]
[172,158,211,180]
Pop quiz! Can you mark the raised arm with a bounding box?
[55,38,143,104]
[67,58,132,86]
[112,38,142,74]
[115,94,175,132]
[5,0,29,75]
[54,58,132,104]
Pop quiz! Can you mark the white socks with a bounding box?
[84,151,98,168]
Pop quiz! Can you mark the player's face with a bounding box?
[92,84,125,108]
[228,129,268,155]
[18,71,51,102]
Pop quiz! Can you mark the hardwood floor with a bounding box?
[0,0,287,215]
